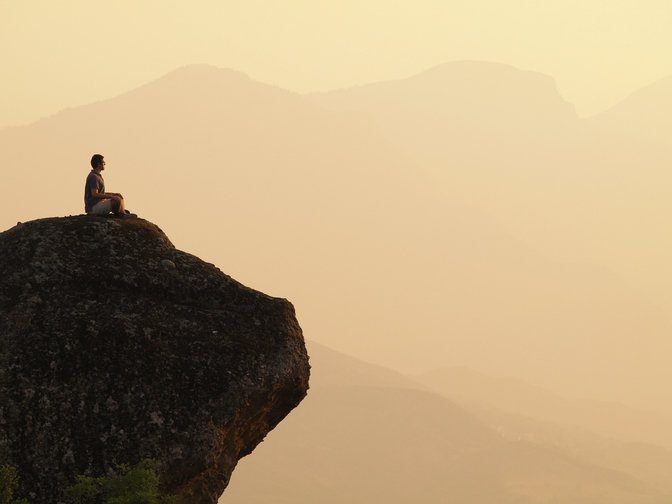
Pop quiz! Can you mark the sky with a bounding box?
[1,0,671,128]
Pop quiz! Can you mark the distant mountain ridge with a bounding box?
[223,342,671,503]
[415,366,672,448]
[2,61,670,132]
[310,60,577,122]
[308,60,580,166]
[585,74,672,147]
[1,60,671,413]
[589,74,672,120]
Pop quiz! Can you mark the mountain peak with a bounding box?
[158,63,252,83]
[596,74,672,117]
[128,64,257,98]
[420,59,552,79]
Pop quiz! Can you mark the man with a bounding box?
[84,154,136,217]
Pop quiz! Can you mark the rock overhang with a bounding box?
[0,216,310,504]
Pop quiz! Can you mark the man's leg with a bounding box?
[112,197,125,215]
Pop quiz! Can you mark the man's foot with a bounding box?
[124,210,138,218]
[115,212,137,220]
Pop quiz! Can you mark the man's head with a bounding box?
[90,154,105,170]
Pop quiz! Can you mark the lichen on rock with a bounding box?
[0,216,310,504]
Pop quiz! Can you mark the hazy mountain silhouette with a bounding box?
[577,74,672,187]
[307,341,427,390]
[223,342,668,503]
[309,63,672,298]
[306,62,672,411]
[1,63,671,414]
[309,60,579,167]
[463,402,672,496]
[574,74,672,320]
[414,367,672,495]
[587,75,672,140]
[305,60,608,282]
[311,60,578,130]
[415,366,672,448]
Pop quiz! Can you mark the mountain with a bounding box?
[306,341,427,390]
[586,75,672,144]
[414,366,672,495]
[309,62,672,286]
[414,366,672,448]
[309,60,579,160]
[1,63,671,412]
[307,62,672,410]
[465,404,672,496]
[222,343,668,503]
[574,75,672,306]
[306,62,672,285]
[304,60,600,269]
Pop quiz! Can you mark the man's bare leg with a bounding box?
[112,197,126,215]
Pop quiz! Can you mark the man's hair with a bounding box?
[91,154,104,169]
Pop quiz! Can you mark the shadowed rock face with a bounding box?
[0,216,310,504]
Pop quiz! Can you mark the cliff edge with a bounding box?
[0,216,310,503]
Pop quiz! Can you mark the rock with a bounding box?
[0,216,310,504]
[161,259,176,269]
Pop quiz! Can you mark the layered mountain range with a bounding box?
[1,61,670,413]
[223,342,672,503]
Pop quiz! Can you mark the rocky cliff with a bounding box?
[0,216,310,503]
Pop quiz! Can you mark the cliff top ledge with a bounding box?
[0,216,310,504]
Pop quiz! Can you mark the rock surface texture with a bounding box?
[0,216,310,504]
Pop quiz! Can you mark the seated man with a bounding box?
[84,154,136,217]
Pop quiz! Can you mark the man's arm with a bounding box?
[91,187,122,201]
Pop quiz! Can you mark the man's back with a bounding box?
[84,170,104,213]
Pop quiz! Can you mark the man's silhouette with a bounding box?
[84,154,135,218]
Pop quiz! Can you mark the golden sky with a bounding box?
[1,0,671,127]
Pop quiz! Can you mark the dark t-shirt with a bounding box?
[84,171,105,213]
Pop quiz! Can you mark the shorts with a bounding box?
[89,199,114,215]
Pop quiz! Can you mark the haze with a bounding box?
[2,2,672,503]
[2,0,672,127]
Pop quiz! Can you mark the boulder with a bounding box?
[0,216,310,504]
